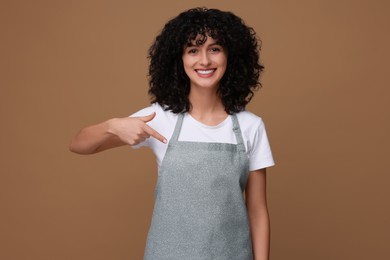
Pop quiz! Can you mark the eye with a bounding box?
[210,47,222,53]
[187,48,198,54]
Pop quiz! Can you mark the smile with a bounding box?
[195,69,216,77]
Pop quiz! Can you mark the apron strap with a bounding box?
[169,112,185,145]
[231,114,246,152]
[169,112,246,153]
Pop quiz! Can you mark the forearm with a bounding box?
[69,118,120,154]
[248,209,270,260]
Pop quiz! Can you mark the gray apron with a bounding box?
[144,113,253,260]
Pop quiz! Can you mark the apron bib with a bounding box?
[144,113,253,260]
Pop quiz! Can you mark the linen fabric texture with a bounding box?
[143,113,254,259]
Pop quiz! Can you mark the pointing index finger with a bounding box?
[143,124,167,144]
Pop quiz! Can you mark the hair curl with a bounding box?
[147,7,264,114]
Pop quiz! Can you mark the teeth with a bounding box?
[196,69,215,75]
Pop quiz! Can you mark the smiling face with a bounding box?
[182,35,227,91]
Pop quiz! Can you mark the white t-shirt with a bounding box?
[129,103,275,172]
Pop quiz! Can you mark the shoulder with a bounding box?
[130,102,178,137]
[234,110,269,154]
[235,110,264,135]
[130,103,177,119]
[236,110,275,170]
[129,102,167,116]
[151,102,178,123]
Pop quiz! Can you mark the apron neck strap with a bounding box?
[231,113,246,152]
[169,112,246,152]
[169,113,185,144]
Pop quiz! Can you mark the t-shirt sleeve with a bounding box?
[128,105,156,149]
[248,118,275,171]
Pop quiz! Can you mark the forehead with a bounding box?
[185,34,220,47]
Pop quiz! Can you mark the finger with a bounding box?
[143,124,167,144]
[139,112,156,123]
[139,132,150,139]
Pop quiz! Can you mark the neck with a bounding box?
[188,88,225,114]
[188,87,227,121]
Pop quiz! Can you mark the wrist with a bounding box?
[105,118,119,136]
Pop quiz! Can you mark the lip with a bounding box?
[195,69,216,78]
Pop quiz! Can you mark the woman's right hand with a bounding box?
[108,112,167,146]
[69,112,166,154]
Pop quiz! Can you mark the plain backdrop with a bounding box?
[1,0,389,259]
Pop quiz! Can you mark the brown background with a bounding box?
[1,0,389,259]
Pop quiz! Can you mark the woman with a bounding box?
[70,7,275,260]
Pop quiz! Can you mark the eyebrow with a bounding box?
[185,42,222,48]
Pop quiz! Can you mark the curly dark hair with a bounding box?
[147,7,264,114]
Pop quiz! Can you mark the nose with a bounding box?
[199,51,211,67]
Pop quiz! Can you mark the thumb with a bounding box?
[139,112,156,123]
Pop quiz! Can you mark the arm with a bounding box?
[69,112,166,154]
[245,168,270,260]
